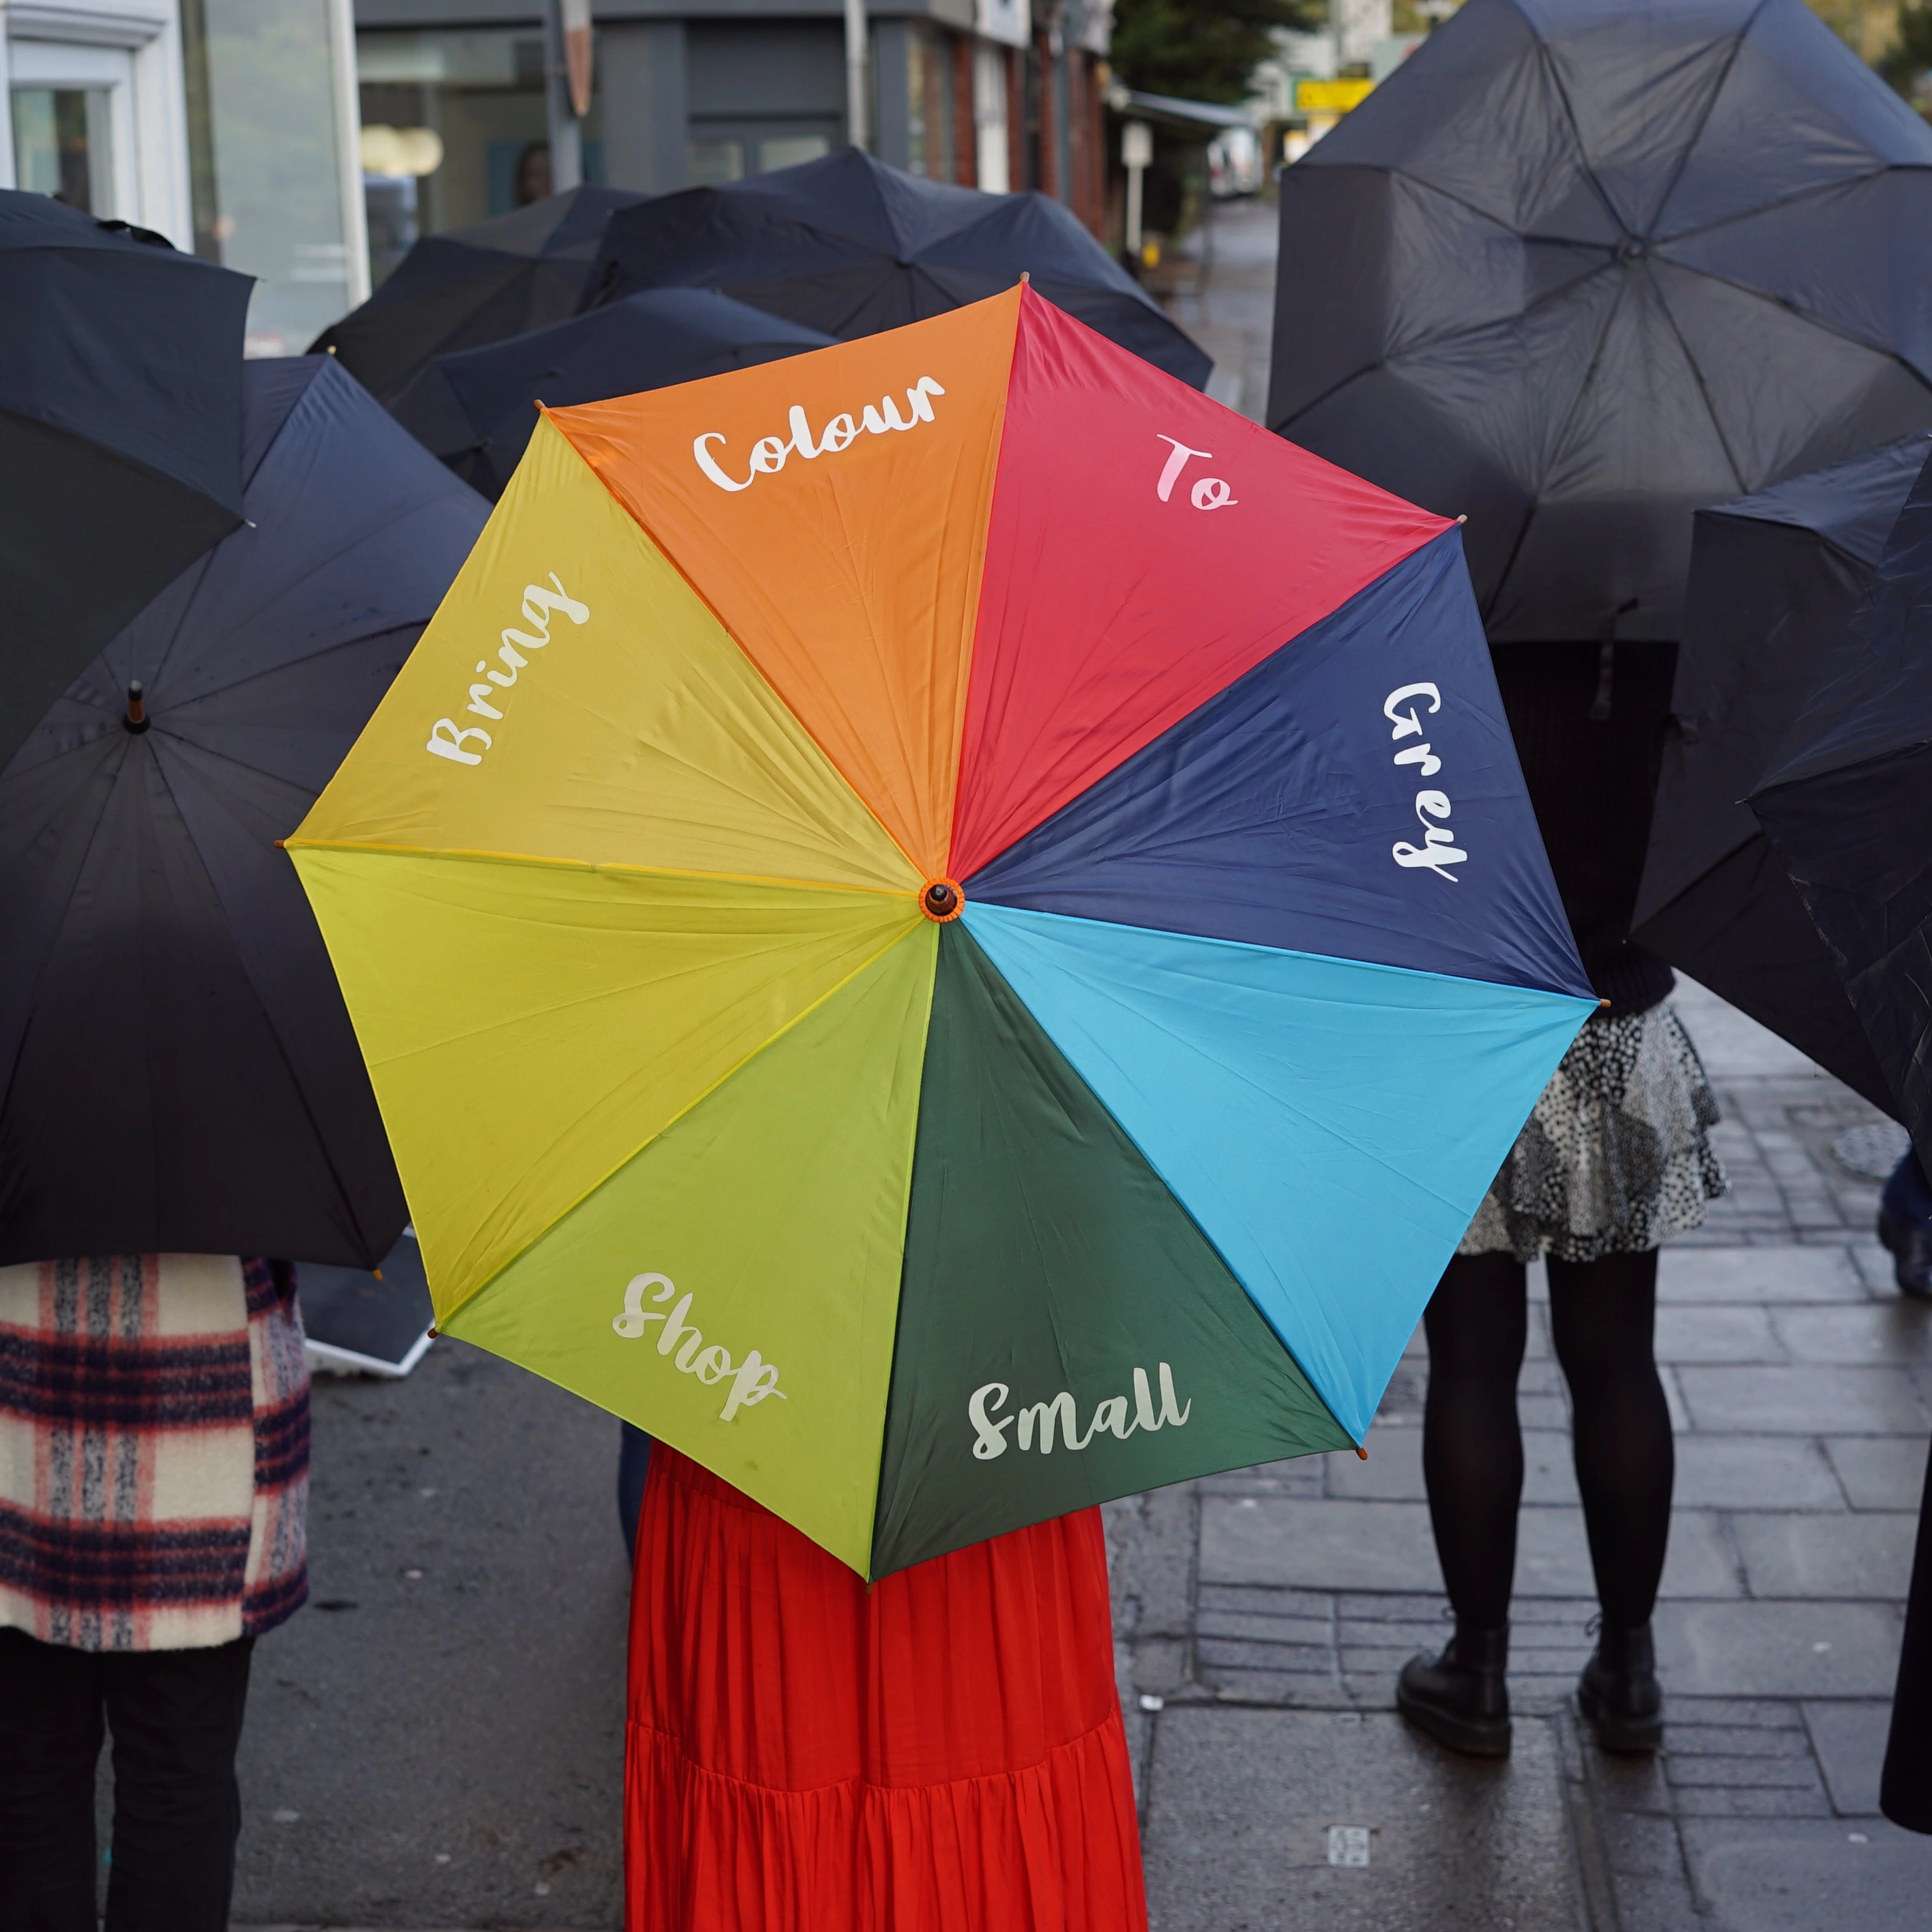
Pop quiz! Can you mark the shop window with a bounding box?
[687,136,745,186]
[182,0,360,354]
[761,134,830,171]
[356,27,605,279]
[10,87,113,214]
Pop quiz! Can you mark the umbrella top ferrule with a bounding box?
[920,879,963,922]
[123,681,149,734]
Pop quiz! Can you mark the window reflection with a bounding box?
[355,29,606,285]
[182,0,356,355]
[11,88,113,214]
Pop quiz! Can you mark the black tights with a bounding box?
[1421,1249,1673,1632]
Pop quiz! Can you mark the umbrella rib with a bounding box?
[131,546,221,694]
[1652,248,1932,387]
[1645,265,1748,498]
[1274,264,1616,431]
[1654,163,1924,250]
[1637,0,1759,241]
[0,741,128,1126]
[141,741,373,1244]
[156,495,474,692]
[1355,158,1619,255]
[1523,24,1629,240]
[285,834,910,898]
[1479,269,1630,629]
[436,920,918,1326]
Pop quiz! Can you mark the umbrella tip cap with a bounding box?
[123,682,149,734]
[920,879,964,922]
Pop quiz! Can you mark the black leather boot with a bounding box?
[1578,1619,1664,1753]
[1396,1621,1511,1758]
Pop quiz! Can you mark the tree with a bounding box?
[1883,0,1932,101]
[1110,0,1321,105]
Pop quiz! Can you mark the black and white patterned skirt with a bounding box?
[1459,1001,1727,1263]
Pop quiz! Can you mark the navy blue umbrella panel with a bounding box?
[1751,446,1932,1167]
[312,186,645,404]
[584,147,1211,389]
[1633,435,1932,1110]
[390,287,832,499]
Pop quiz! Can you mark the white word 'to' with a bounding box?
[1156,435,1237,510]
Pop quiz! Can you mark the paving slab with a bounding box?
[1730,1512,1918,1599]
[1678,1817,1932,1930]
[1674,1364,1927,1434]
[1826,1434,1930,1510]
[1674,1435,1845,1510]
[1654,1303,1786,1364]
[1201,1497,1738,1600]
[1800,1701,1894,1816]
[1329,1427,1585,1507]
[1772,1301,1932,1364]
[1141,1707,1584,1932]
[1201,1498,1441,1594]
[1657,1245,1867,1304]
[1655,1601,1902,1697]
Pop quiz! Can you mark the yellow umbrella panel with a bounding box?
[291,410,935,1568]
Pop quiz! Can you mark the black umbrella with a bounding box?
[0,357,488,1268]
[310,185,645,404]
[1268,0,1932,644]
[584,147,1211,389]
[1749,444,1932,1160]
[1630,437,1929,1110]
[389,287,832,499]
[0,190,250,774]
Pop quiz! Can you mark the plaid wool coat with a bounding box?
[0,1253,309,1650]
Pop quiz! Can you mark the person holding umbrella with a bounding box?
[287,291,1595,1920]
[1266,0,1932,1757]
[0,356,486,1929]
[0,1258,310,1931]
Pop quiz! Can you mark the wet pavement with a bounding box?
[1107,978,1932,1931]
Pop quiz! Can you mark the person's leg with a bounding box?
[101,1635,254,1932]
[0,1627,105,1932]
[617,1421,652,1562]
[1396,1251,1527,1757]
[1547,1248,1673,1750]
[1880,1149,1932,1300]
[1422,1251,1530,1627]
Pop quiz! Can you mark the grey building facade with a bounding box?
[353,0,1111,277]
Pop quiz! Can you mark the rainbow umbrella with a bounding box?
[289,287,1592,1578]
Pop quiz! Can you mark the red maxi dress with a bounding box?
[626,1444,1148,1931]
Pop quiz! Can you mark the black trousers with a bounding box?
[0,1626,254,1932]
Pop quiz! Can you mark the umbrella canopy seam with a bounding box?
[282,836,916,898]
[425,920,922,1330]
